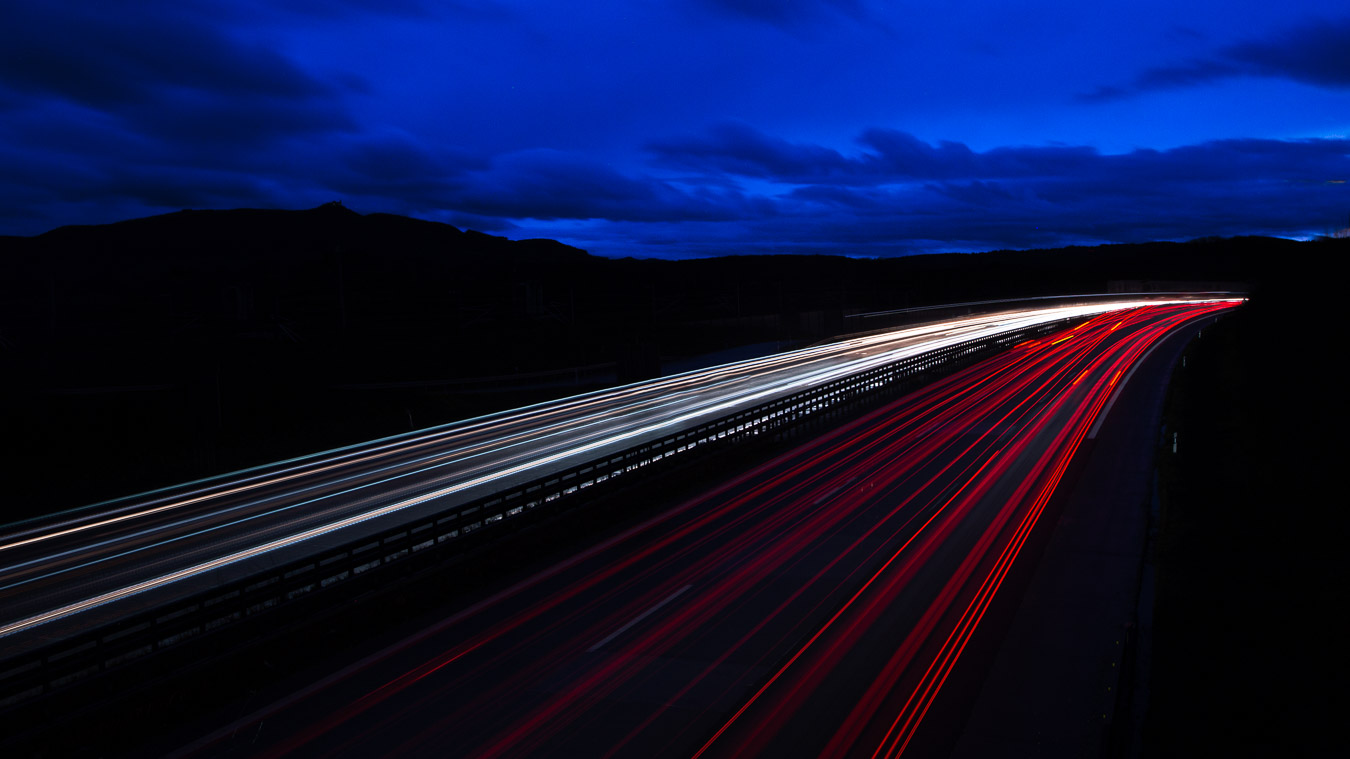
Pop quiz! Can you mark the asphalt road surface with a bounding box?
[170,300,1237,758]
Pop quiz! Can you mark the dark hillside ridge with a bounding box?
[0,204,1327,518]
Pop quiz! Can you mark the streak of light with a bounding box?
[182,300,1239,759]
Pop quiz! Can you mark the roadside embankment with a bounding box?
[1145,290,1343,757]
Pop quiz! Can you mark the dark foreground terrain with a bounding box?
[1145,282,1344,756]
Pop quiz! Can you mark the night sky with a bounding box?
[2,1,1347,257]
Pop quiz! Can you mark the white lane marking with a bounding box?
[587,585,693,653]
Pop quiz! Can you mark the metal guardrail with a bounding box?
[0,315,1084,709]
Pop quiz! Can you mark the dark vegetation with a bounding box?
[1146,269,1345,755]
[0,202,1293,520]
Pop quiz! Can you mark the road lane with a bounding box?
[171,300,1237,758]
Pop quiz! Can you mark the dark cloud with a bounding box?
[1131,59,1243,93]
[121,93,353,150]
[342,135,483,186]
[639,126,1350,255]
[442,150,778,222]
[311,134,486,212]
[0,3,333,109]
[0,0,357,172]
[787,185,886,210]
[651,123,1104,184]
[523,126,1350,259]
[0,0,370,232]
[1226,18,1350,87]
[7,95,1343,252]
[654,124,1350,187]
[0,0,1340,255]
[0,132,294,235]
[91,165,277,210]
[1081,17,1350,101]
[855,131,1105,182]
[648,122,853,181]
[727,173,1343,256]
[261,0,514,22]
[692,0,871,29]
[268,0,436,17]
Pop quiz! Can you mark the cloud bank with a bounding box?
[1,2,1344,256]
[1082,17,1350,101]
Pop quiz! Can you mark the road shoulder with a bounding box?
[946,316,1210,758]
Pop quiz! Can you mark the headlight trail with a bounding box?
[0,299,1230,645]
[171,300,1237,759]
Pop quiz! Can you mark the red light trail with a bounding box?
[182,301,1237,759]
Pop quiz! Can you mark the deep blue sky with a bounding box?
[2,1,1347,257]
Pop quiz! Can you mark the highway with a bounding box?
[169,300,1238,758]
[0,299,1210,650]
